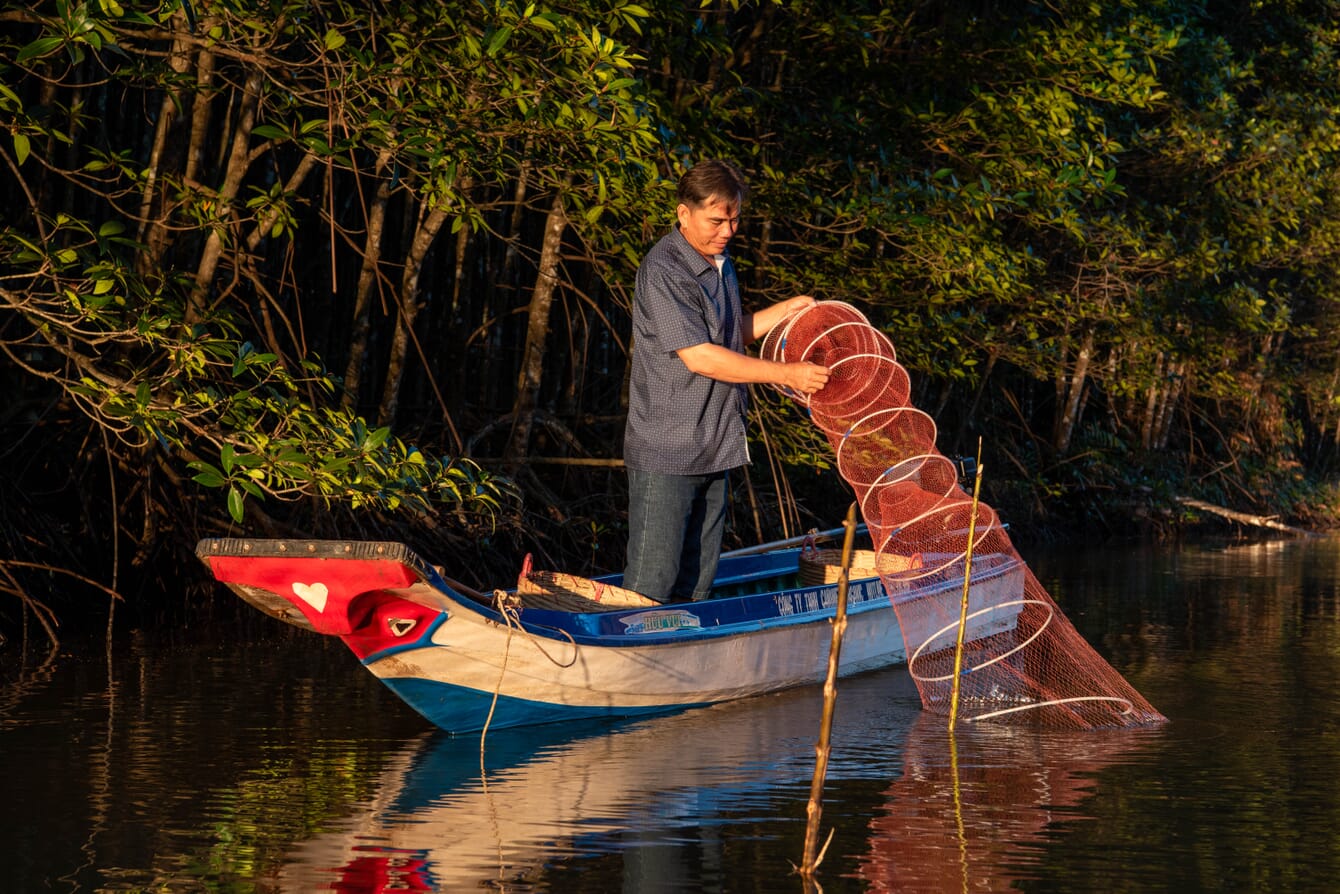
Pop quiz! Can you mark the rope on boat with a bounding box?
[479,588,579,763]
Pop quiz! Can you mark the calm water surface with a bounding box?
[3,535,1340,893]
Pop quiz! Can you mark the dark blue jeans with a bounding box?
[623,468,728,603]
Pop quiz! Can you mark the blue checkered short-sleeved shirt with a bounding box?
[623,227,749,475]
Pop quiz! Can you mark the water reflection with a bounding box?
[7,535,1340,892]
[857,713,1163,893]
[268,669,1169,894]
[275,672,924,892]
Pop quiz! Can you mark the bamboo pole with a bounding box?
[799,502,859,879]
[948,444,985,733]
[950,729,970,893]
[722,521,866,559]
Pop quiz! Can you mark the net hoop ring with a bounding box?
[791,352,905,413]
[873,502,1006,583]
[876,531,1008,584]
[835,404,937,442]
[832,405,938,461]
[906,597,1054,683]
[964,695,1137,723]
[807,352,910,416]
[761,300,869,364]
[758,306,806,364]
[858,453,961,521]
[792,320,896,367]
[834,408,940,487]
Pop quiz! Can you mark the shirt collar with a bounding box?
[671,225,728,277]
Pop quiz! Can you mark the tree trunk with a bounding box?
[450,207,471,319]
[1140,351,1165,451]
[505,190,568,462]
[1326,365,1340,448]
[377,204,450,428]
[341,148,395,410]
[135,11,196,272]
[503,158,532,276]
[478,169,532,413]
[183,40,217,188]
[1153,360,1185,450]
[1052,332,1070,432]
[1053,330,1093,453]
[187,68,264,324]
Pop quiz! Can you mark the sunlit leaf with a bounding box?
[17,37,64,64]
[227,485,245,522]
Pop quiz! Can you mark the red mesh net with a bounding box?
[766,301,1164,729]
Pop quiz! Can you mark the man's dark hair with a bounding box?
[677,159,748,208]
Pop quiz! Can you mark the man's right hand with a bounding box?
[786,361,830,395]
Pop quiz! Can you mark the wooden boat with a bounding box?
[195,530,1025,734]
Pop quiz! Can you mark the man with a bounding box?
[622,159,830,603]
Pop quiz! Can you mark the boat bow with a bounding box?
[196,539,457,638]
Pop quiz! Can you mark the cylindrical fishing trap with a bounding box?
[765,302,1164,729]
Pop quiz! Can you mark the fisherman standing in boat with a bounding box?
[622,159,830,604]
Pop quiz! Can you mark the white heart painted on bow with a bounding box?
[292,581,329,613]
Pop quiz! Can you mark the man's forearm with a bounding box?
[677,343,829,394]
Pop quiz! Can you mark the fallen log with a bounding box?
[1175,496,1316,537]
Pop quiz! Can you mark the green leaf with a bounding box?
[324,28,346,50]
[13,133,29,166]
[365,426,391,449]
[192,470,225,488]
[227,485,245,522]
[188,461,225,488]
[486,26,513,57]
[231,451,263,468]
[251,124,289,141]
[17,37,64,64]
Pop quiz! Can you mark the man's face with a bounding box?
[677,194,741,259]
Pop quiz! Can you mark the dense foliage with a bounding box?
[2,0,1338,643]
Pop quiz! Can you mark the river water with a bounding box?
[3,534,1340,893]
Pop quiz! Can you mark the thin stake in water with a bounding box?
[798,502,859,879]
[949,442,985,732]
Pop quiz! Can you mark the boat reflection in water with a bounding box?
[275,667,1159,892]
[277,667,919,892]
[858,712,1164,893]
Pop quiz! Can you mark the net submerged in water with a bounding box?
[764,301,1165,729]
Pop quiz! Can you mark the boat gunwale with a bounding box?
[195,535,1023,653]
[392,552,1026,655]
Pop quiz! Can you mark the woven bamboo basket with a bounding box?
[515,554,660,612]
[798,546,923,586]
